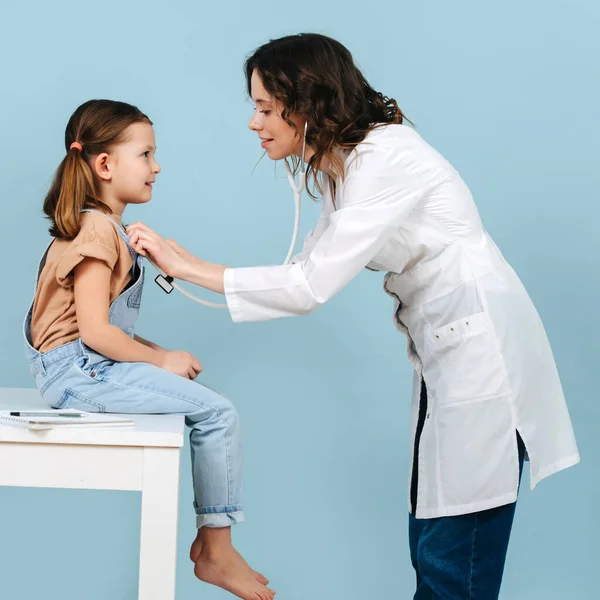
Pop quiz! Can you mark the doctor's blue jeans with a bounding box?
[409,433,525,599]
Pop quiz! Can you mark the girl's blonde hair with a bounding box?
[43,99,152,239]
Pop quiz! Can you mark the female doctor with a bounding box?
[128,33,579,599]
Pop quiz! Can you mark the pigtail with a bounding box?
[43,146,98,240]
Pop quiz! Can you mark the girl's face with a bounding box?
[95,122,161,210]
[248,69,306,161]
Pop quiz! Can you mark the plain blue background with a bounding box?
[1,1,598,598]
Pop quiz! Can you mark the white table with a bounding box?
[0,388,185,600]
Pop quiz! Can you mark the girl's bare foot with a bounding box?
[190,530,269,585]
[194,544,275,600]
[189,531,203,562]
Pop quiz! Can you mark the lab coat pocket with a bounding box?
[426,312,509,405]
[438,396,517,506]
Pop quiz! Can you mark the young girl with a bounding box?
[23,99,275,600]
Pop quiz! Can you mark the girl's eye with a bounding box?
[260,110,272,116]
[142,151,150,157]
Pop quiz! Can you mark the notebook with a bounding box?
[0,409,134,430]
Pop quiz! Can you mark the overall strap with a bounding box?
[32,239,56,289]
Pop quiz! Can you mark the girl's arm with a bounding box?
[133,334,166,353]
[74,258,164,366]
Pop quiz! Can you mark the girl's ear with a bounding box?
[93,153,112,181]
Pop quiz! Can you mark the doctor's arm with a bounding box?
[125,228,228,294]
[126,188,334,295]
[162,202,334,294]
[127,146,432,321]
[222,148,432,322]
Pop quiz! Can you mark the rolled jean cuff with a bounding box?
[196,505,245,529]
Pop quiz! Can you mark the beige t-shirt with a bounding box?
[30,211,134,353]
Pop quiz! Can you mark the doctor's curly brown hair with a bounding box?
[245,32,411,198]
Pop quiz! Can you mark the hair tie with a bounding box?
[70,142,83,152]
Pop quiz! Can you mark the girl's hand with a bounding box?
[127,222,196,279]
[160,350,203,380]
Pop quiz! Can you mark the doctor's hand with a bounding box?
[160,350,203,380]
[127,222,227,295]
[127,222,198,279]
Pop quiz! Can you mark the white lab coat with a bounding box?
[224,124,579,518]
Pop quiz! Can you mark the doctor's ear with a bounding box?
[92,153,112,181]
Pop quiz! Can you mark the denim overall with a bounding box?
[23,209,244,528]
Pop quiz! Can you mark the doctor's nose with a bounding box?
[248,113,262,131]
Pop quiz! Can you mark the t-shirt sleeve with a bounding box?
[55,214,120,287]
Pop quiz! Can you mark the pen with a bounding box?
[9,411,84,418]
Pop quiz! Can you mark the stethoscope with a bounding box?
[150,121,308,308]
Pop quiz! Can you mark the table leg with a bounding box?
[138,447,181,600]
